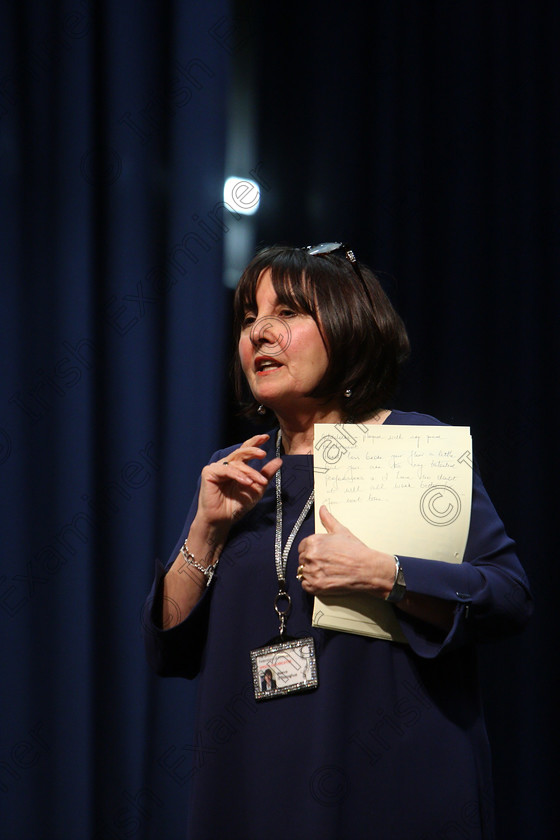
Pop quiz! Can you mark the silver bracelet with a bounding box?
[180,540,218,587]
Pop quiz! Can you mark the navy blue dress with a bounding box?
[144,411,533,840]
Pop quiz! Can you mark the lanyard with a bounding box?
[273,429,314,636]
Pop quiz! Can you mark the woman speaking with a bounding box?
[144,243,532,839]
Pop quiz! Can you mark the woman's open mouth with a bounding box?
[255,357,283,375]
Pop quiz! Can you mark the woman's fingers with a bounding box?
[224,445,268,463]
[197,434,282,528]
[215,434,271,472]
[236,433,271,459]
[241,433,270,447]
[297,530,396,598]
[214,461,268,486]
[210,433,280,486]
[260,456,283,480]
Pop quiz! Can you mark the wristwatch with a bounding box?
[385,555,406,603]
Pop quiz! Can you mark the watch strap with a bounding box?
[385,555,406,603]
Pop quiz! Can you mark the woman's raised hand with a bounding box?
[195,434,282,531]
[163,435,281,624]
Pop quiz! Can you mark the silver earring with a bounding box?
[344,388,352,398]
[257,404,266,415]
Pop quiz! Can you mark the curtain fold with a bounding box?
[1,2,229,837]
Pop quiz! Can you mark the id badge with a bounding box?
[250,637,318,701]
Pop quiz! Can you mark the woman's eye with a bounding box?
[279,309,296,318]
[242,314,256,327]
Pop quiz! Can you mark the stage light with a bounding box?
[224,176,260,215]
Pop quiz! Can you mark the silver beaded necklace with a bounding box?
[274,429,315,594]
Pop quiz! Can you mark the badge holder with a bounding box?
[250,429,318,701]
[251,580,318,701]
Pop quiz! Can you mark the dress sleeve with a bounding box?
[142,447,233,679]
[395,465,533,658]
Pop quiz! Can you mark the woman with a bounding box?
[144,243,532,840]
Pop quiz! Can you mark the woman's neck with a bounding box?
[277,407,342,454]
[277,408,392,454]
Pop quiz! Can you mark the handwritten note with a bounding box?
[311,424,473,642]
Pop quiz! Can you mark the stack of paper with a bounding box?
[311,424,473,642]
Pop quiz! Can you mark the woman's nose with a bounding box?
[249,315,291,356]
[250,317,278,347]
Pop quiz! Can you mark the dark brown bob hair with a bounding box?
[232,245,410,422]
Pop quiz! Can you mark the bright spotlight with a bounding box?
[224,176,260,215]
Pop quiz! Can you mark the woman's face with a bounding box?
[238,270,331,415]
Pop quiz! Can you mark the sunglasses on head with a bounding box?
[303,242,374,311]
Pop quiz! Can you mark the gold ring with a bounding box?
[296,564,305,581]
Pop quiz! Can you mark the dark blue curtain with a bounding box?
[2,1,557,838]
[1,1,230,838]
